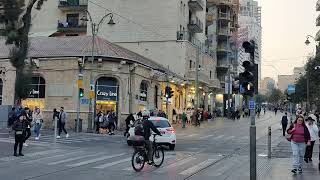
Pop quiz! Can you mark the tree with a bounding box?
[267,88,284,105]
[1,0,47,104]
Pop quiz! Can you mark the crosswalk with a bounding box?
[0,147,222,176]
[176,133,240,141]
[0,134,124,146]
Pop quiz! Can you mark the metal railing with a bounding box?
[189,0,204,8]
[59,0,88,7]
[189,17,204,32]
[57,20,87,30]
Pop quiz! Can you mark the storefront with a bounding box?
[21,76,46,111]
[95,77,119,114]
[0,78,2,105]
[138,80,149,110]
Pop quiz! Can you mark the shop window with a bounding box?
[140,81,148,102]
[21,76,46,111]
[0,78,2,105]
[95,77,119,114]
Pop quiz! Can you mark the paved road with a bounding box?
[0,111,302,180]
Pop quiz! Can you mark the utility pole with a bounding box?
[166,65,169,117]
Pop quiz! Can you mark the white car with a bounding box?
[127,117,176,150]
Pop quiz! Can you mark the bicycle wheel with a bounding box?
[152,146,164,167]
[131,150,145,172]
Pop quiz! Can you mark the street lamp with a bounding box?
[81,10,116,132]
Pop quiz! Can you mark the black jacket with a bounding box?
[142,119,161,140]
[281,116,288,124]
[12,120,27,132]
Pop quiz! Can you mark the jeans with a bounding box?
[58,121,67,136]
[282,123,287,136]
[291,141,306,169]
[34,123,42,137]
[304,141,315,159]
[145,140,153,161]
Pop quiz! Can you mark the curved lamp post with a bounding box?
[80,11,116,132]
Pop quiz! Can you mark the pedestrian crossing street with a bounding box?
[0,148,223,176]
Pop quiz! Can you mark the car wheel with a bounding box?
[169,144,175,150]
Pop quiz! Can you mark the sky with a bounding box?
[257,0,318,82]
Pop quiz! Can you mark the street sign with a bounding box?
[240,84,245,93]
[249,100,255,110]
[81,98,89,105]
[288,85,295,94]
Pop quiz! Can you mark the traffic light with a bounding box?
[286,92,292,101]
[240,40,257,96]
[79,88,84,98]
[165,86,174,98]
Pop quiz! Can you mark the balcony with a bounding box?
[209,78,221,89]
[217,45,231,54]
[218,12,231,21]
[317,0,320,11]
[317,14,320,26]
[207,0,233,6]
[216,60,229,72]
[186,68,210,84]
[188,17,203,33]
[217,28,231,37]
[57,21,87,32]
[189,0,204,11]
[206,14,214,26]
[58,0,88,11]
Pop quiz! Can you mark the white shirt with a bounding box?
[306,123,319,141]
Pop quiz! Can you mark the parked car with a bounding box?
[127,117,176,150]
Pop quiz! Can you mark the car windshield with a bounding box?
[150,120,171,128]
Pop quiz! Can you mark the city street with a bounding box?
[1,112,314,180]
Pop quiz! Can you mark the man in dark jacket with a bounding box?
[281,113,289,136]
[141,110,161,164]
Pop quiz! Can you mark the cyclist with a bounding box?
[141,110,162,164]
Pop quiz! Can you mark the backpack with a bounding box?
[134,123,144,136]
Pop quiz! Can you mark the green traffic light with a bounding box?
[79,88,84,98]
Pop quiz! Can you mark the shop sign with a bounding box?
[81,98,90,105]
[96,85,118,101]
[28,86,45,98]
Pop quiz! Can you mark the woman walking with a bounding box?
[287,115,311,174]
[12,112,27,156]
[33,107,43,140]
[304,114,319,163]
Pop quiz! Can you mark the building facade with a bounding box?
[0,36,186,130]
[237,0,261,85]
[277,67,305,93]
[260,77,275,95]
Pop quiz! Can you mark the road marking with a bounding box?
[224,136,235,140]
[94,157,131,169]
[186,134,198,137]
[122,155,176,171]
[179,159,217,175]
[21,151,83,164]
[155,156,195,173]
[0,149,65,162]
[0,138,50,147]
[48,152,106,165]
[199,134,215,139]
[214,135,224,139]
[66,153,126,167]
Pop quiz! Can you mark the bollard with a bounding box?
[268,126,271,159]
[54,116,58,143]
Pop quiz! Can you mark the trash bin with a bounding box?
[74,119,82,132]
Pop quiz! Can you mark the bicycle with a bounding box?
[131,134,164,172]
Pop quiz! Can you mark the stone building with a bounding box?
[0,36,184,130]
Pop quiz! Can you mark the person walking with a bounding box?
[195,110,201,127]
[304,114,319,163]
[182,111,187,128]
[32,107,43,140]
[57,107,69,138]
[281,113,289,136]
[287,115,311,174]
[52,108,59,130]
[107,111,116,135]
[23,108,32,147]
[124,113,135,136]
[95,111,103,134]
[12,112,27,156]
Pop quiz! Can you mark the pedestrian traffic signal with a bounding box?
[79,88,84,98]
[165,86,174,98]
[240,40,258,96]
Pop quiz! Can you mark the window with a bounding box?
[140,81,148,102]
[150,120,171,128]
[189,60,192,69]
[210,71,212,79]
[28,76,45,98]
[0,78,2,105]
[66,14,79,27]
